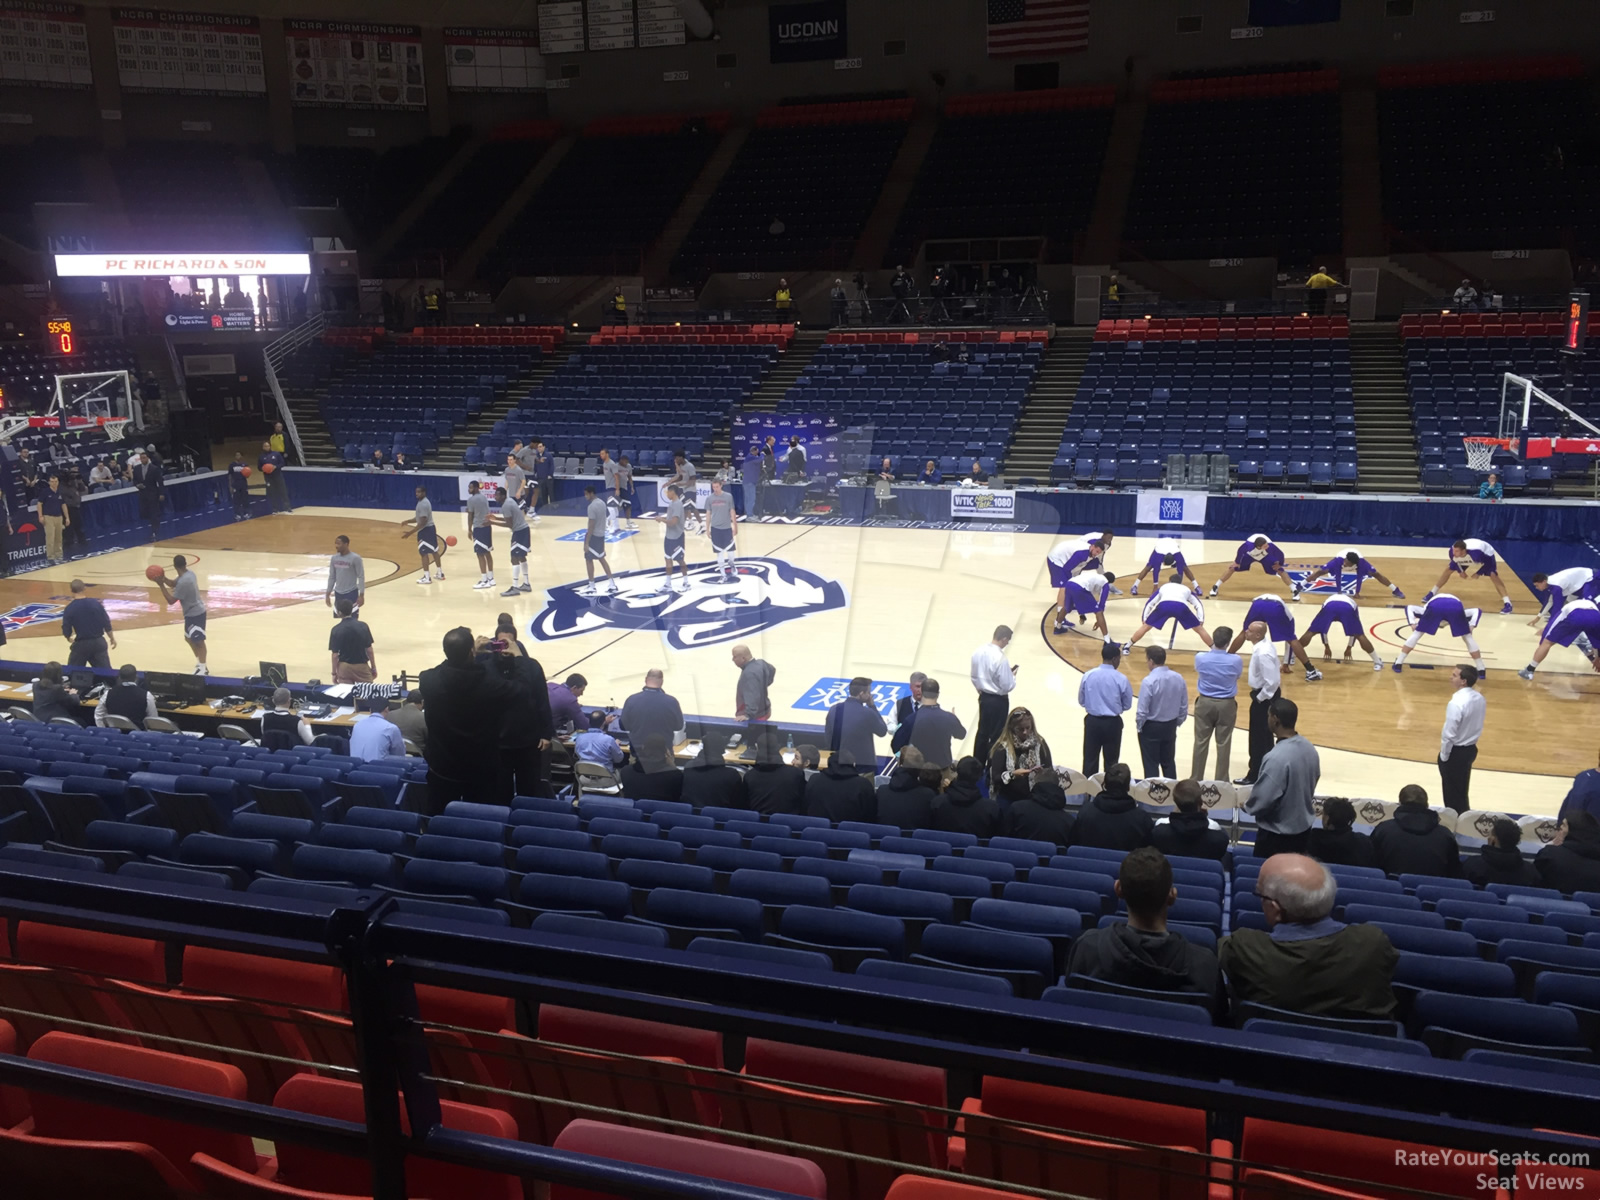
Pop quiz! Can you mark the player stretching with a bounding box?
[1301,549,1405,600]
[1294,595,1384,680]
[1519,599,1600,679]
[1392,594,1486,675]
[1046,531,1112,627]
[1424,538,1513,615]
[491,486,532,596]
[1124,577,1213,652]
[465,480,495,591]
[1529,568,1598,644]
[705,477,739,582]
[1229,594,1299,666]
[1057,568,1116,640]
[580,485,618,596]
[1209,534,1300,601]
[1129,536,1199,596]
[399,485,446,584]
[658,484,690,592]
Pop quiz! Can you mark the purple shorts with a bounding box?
[1048,559,1074,589]
[1543,606,1600,648]
[1143,599,1202,631]
[1449,555,1497,577]
[1409,598,1476,638]
[1062,581,1104,617]
[1305,599,1363,639]
[1243,597,1297,642]
[1235,551,1285,574]
[1145,551,1190,578]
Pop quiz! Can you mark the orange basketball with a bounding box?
[444,535,458,547]
[241,466,252,478]
[145,565,165,581]
[262,462,275,474]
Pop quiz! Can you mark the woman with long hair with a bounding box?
[987,706,1053,807]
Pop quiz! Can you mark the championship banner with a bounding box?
[1135,491,1208,526]
[113,9,265,95]
[0,2,91,89]
[950,488,1016,520]
[443,27,541,92]
[285,19,425,108]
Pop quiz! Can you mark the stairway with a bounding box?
[433,334,589,468]
[1349,322,1421,493]
[700,329,828,469]
[1003,328,1093,482]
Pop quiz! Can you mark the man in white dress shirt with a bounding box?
[971,625,1018,766]
[1438,664,1486,814]
[1240,622,1282,786]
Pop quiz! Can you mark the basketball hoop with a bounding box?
[104,417,131,443]
[1463,436,1513,472]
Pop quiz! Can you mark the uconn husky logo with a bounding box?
[530,556,847,650]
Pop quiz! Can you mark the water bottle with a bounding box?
[785,732,794,751]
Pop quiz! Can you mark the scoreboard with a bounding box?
[44,317,76,355]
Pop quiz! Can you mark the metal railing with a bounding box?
[261,312,326,465]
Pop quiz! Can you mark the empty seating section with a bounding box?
[674,99,913,277]
[1402,311,1600,494]
[472,326,786,468]
[385,125,559,270]
[778,331,1045,475]
[1057,317,1355,488]
[1124,70,1342,261]
[110,141,292,248]
[887,87,1115,266]
[0,338,138,412]
[0,138,87,254]
[267,132,467,238]
[1378,57,1598,251]
[490,113,729,279]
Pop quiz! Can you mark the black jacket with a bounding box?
[1151,810,1231,863]
[805,764,876,825]
[1307,827,1379,869]
[680,758,745,811]
[1071,788,1155,851]
[32,682,78,724]
[1371,807,1461,879]
[1463,844,1541,889]
[1000,784,1076,851]
[1535,832,1600,896]
[875,769,937,833]
[929,780,1001,841]
[618,761,685,804]
[987,740,1053,807]
[742,762,807,816]
[475,651,553,751]
[417,658,519,786]
[1065,923,1220,1003]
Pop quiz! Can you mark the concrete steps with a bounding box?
[1003,328,1093,480]
[701,329,827,469]
[1349,322,1421,493]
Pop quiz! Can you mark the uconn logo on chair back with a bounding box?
[530,556,847,650]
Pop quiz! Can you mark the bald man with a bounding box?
[1218,854,1398,1022]
[733,643,776,735]
[620,668,685,751]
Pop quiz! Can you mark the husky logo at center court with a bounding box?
[529,556,847,650]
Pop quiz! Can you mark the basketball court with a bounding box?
[0,504,1589,816]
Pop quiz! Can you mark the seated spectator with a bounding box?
[929,756,1000,840]
[349,695,405,762]
[876,747,939,832]
[1453,279,1479,309]
[260,686,314,746]
[95,663,157,728]
[1306,797,1377,869]
[1370,784,1460,879]
[1559,749,1600,823]
[794,743,822,778]
[88,459,114,489]
[1535,811,1600,896]
[987,707,1053,808]
[1218,854,1399,1022]
[1464,819,1541,888]
[617,733,683,803]
[1000,776,1076,851]
[1071,764,1154,851]
[30,662,79,724]
[1064,848,1221,1004]
[390,691,427,753]
[1477,472,1503,501]
[680,730,744,810]
[805,750,877,824]
[740,730,806,815]
[917,459,940,486]
[574,711,625,769]
[1150,780,1230,863]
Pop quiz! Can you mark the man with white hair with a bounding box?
[1218,853,1399,1021]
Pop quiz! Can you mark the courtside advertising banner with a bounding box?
[950,488,1016,520]
[1135,491,1208,526]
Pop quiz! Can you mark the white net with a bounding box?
[1462,437,1502,471]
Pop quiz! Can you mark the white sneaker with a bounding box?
[193,663,209,675]
[606,582,620,594]
[531,513,541,523]
[1372,658,1384,671]
[417,573,431,585]
[473,579,490,590]
[676,581,690,592]
[434,570,445,580]
[578,585,597,596]
[1208,584,1219,598]
[1304,668,1323,681]
[1130,582,1139,595]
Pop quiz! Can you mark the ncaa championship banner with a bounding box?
[1135,491,1208,526]
[950,488,1016,520]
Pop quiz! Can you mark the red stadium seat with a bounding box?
[885,1178,1038,1200]
[1236,1119,1492,1199]
[550,1118,827,1200]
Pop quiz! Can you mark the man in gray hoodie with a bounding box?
[1244,697,1320,859]
[732,643,775,735]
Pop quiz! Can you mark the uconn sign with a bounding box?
[769,0,848,62]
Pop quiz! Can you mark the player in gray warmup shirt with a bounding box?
[669,452,700,532]
[153,553,210,674]
[659,484,689,592]
[492,485,532,596]
[580,484,617,595]
[398,484,447,584]
[325,534,366,615]
[465,480,495,590]
[503,455,528,511]
[705,477,739,582]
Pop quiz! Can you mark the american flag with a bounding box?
[986,0,1090,57]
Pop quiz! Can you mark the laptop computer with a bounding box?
[176,675,208,707]
[144,671,182,709]
[259,661,288,688]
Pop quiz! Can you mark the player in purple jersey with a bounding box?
[1300,549,1405,599]
[1129,536,1201,596]
[1122,577,1214,653]
[1228,594,1299,664]
[1518,599,1600,679]
[1291,594,1384,680]
[1056,569,1116,640]
[1392,594,1486,674]
[1425,538,1514,615]
[1208,534,1299,601]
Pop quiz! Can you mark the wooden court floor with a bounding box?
[0,507,1588,816]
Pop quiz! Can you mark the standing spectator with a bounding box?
[58,467,84,558]
[95,663,156,728]
[890,671,926,752]
[773,277,792,315]
[1477,472,1503,500]
[1190,626,1242,780]
[258,441,289,512]
[1304,265,1341,314]
[327,599,376,684]
[1151,779,1230,862]
[1306,797,1377,868]
[1240,622,1281,785]
[349,696,405,762]
[970,625,1018,766]
[732,643,775,735]
[61,578,114,669]
[1000,775,1075,851]
[620,669,684,750]
[1071,763,1154,851]
[484,635,552,801]
[417,627,520,812]
[390,691,427,753]
[1536,812,1600,896]
[575,712,626,769]
[906,679,966,769]
[132,453,164,539]
[1464,818,1541,888]
[1079,643,1133,776]
[269,421,287,456]
[876,746,939,832]
[829,277,848,326]
[1438,664,1485,814]
[1453,279,1479,310]
[783,436,806,483]
[930,756,1000,840]
[1244,698,1319,858]
[30,661,79,724]
[608,283,627,323]
[35,474,68,564]
[1135,646,1187,779]
[824,677,887,773]
[986,706,1052,808]
[1371,784,1461,879]
[741,729,805,815]
[681,731,745,810]
[806,749,877,824]
[1560,748,1600,822]
[227,452,251,520]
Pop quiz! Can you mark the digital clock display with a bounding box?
[45,318,75,355]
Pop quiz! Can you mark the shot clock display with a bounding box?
[44,318,77,356]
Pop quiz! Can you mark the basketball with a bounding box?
[241,466,252,477]
[262,462,275,474]
[145,565,164,581]
[444,535,458,546]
